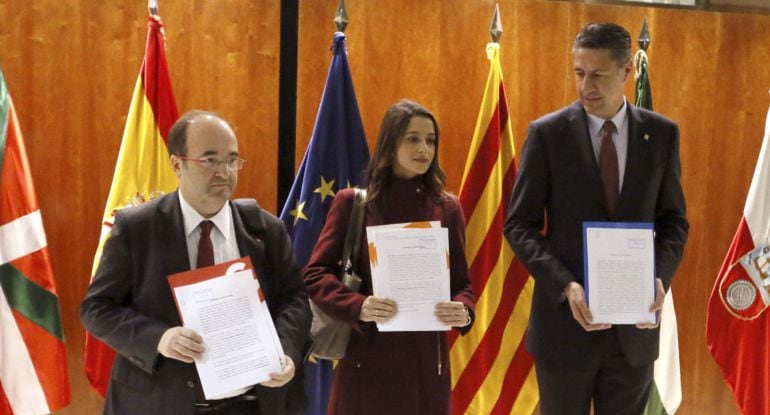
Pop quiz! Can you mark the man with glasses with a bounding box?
[81,110,311,414]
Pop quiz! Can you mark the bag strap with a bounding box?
[342,189,367,276]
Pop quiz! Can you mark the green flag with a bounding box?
[635,48,682,415]
[634,50,653,110]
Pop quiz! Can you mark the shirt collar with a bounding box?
[178,190,233,240]
[586,98,628,135]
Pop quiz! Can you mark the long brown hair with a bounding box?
[364,99,446,211]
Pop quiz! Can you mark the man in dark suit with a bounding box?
[81,111,311,415]
[504,23,688,415]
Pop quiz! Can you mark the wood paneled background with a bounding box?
[1,0,767,413]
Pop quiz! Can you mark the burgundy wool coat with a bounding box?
[304,177,475,415]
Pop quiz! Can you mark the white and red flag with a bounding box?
[706,106,770,415]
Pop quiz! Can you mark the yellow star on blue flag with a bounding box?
[289,201,308,225]
[314,177,336,203]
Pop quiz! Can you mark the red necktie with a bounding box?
[599,120,619,216]
[196,221,214,268]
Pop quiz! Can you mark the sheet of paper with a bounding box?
[367,223,450,331]
[366,221,441,297]
[583,222,656,325]
[169,258,284,399]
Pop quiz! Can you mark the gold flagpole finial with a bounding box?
[638,16,651,51]
[334,0,349,32]
[490,4,503,43]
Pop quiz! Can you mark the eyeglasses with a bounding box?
[175,155,246,171]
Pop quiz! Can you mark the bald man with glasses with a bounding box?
[81,110,311,415]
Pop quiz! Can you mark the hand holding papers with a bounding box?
[366,221,451,331]
[168,257,285,399]
[157,326,205,363]
[583,222,656,325]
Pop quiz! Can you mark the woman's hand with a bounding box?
[435,301,470,327]
[360,296,398,323]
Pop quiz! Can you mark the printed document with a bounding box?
[168,257,284,399]
[367,221,450,331]
[583,222,656,325]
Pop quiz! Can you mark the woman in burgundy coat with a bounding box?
[304,99,475,414]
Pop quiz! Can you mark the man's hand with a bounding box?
[157,327,204,363]
[359,296,398,323]
[637,278,665,329]
[565,282,611,332]
[261,355,295,388]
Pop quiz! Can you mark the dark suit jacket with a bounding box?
[504,101,689,367]
[80,192,311,415]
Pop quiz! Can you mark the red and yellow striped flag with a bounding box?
[83,15,179,396]
[449,42,538,414]
[0,69,70,413]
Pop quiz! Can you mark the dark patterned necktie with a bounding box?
[599,120,619,216]
[196,221,214,268]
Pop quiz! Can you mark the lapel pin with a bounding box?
[643,134,650,141]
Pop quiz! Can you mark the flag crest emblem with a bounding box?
[719,243,770,319]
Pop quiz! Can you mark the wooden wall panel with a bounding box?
[296,1,770,414]
[2,0,769,413]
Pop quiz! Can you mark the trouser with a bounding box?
[535,330,654,415]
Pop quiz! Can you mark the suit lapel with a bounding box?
[618,104,650,215]
[231,201,267,287]
[567,102,607,210]
[157,191,192,277]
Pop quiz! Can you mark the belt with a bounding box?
[195,390,258,408]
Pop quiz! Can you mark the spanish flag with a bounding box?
[83,15,179,396]
[448,42,538,414]
[0,69,70,413]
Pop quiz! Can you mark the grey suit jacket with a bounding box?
[80,191,311,415]
[504,101,689,366]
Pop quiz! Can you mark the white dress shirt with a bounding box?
[177,190,250,399]
[178,191,240,269]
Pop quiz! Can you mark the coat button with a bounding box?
[187,381,195,388]
[355,363,361,368]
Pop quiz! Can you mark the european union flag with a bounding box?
[279,31,369,415]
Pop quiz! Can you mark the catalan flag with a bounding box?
[0,68,70,413]
[448,42,537,414]
[83,15,179,396]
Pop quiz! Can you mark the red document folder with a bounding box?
[167,256,261,324]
